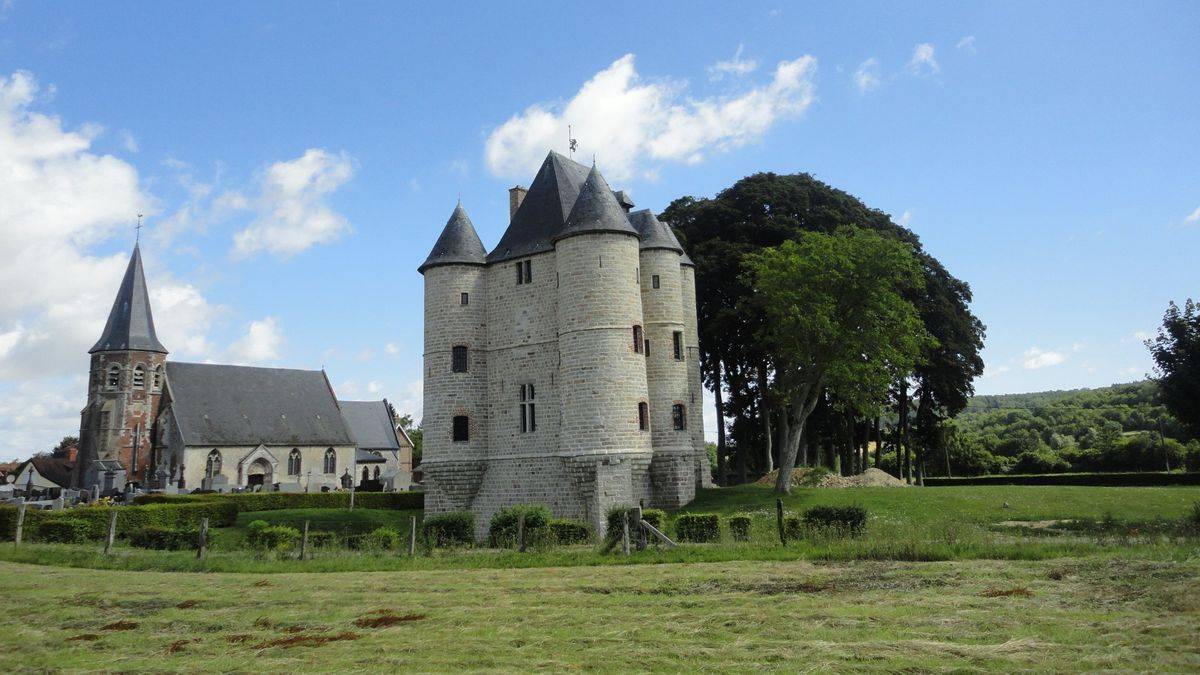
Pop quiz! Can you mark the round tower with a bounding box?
[553,165,652,533]
[679,249,712,488]
[418,204,489,514]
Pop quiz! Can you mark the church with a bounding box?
[71,245,412,494]
[420,151,709,537]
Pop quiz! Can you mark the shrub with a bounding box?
[35,518,91,544]
[307,530,338,548]
[134,491,424,511]
[548,519,593,545]
[423,511,474,547]
[802,505,868,536]
[488,503,552,547]
[360,527,401,551]
[1185,501,1200,535]
[604,507,665,538]
[247,521,300,552]
[0,501,238,542]
[783,515,803,540]
[674,513,720,543]
[128,526,199,550]
[728,515,752,542]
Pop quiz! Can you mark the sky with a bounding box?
[0,1,1197,461]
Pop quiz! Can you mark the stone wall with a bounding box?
[681,264,712,488]
[74,350,167,487]
[176,444,356,491]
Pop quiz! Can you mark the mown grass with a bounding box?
[1,556,1197,671]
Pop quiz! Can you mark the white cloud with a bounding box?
[1184,206,1200,225]
[384,342,400,356]
[119,129,138,153]
[356,348,375,363]
[484,53,818,182]
[853,58,881,93]
[896,210,912,226]
[1132,330,1150,341]
[231,148,354,259]
[224,317,282,365]
[956,36,976,53]
[366,380,383,395]
[709,44,759,80]
[981,364,1012,379]
[908,43,940,76]
[1021,347,1067,370]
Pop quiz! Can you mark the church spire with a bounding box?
[89,244,168,354]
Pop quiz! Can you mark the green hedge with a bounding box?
[488,504,551,547]
[548,519,593,545]
[127,526,199,550]
[605,507,665,537]
[925,472,1200,487]
[423,511,474,547]
[674,513,720,543]
[0,502,237,542]
[728,514,752,542]
[802,505,868,536]
[131,491,424,511]
[783,515,803,541]
[34,518,92,544]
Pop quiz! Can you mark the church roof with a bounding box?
[164,362,353,447]
[418,204,487,273]
[487,151,592,263]
[338,400,402,450]
[554,164,640,243]
[628,209,682,253]
[90,244,168,354]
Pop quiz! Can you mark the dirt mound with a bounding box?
[757,467,906,488]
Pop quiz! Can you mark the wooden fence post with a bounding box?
[633,505,646,551]
[621,511,630,556]
[408,516,417,556]
[197,517,209,559]
[517,513,526,553]
[776,498,786,545]
[300,520,310,560]
[104,510,118,555]
[349,487,355,511]
[13,500,26,546]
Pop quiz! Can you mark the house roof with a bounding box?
[628,209,683,254]
[418,203,487,273]
[14,457,73,489]
[486,151,592,263]
[554,164,640,243]
[90,244,168,354]
[355,449,387,463]
[338,400,402,450]
[165,362,353,447]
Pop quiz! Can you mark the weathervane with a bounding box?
[568,125,578,157]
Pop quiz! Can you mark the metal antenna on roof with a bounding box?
[135,214,143,244]
[568,125,578,157]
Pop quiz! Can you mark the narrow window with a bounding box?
[523,260,532,284]
[673,331,684,360]
[373,466,381,480]
[132,365,146,388]
[644,339,650,357]
[460,292,469,306]
[652,274,660,289]
[288,448,302,475]
[672,404,687,431]
[516,262,524,285]
[519,384,537,433]
[452,415,469,442]
[206,449,222,478]
[451,345,469,373]
[152,365,164,391]
[362,466,370,482]
[638,402,649,431]
[633,325,644,354]
[107,364,121,388]
[324,448,336,474]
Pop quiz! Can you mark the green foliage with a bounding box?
[35,518,91,544]
[488,503,552,547]
[127,526,199,550]
[782,515,803,540]
[728,514,752,541]
[605,507,664,537]
[360,527,401,551]
[548,519,593,545]
[131,491,423,511]
[246,522,300,552]
[307,531,338,548]
[926,472,1200,487]
[423,511,474,547]
[674,513,720,543]
[802,505,868,536]
[0,501,238,542]
[1147,299,1200,437]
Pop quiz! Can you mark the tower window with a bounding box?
[515,260,531,284]
[451,345,469,373]
[460,292,469,306]
[672,404,687,431]
[644,339,650,356]
[132,365,146,389]
[288,448,302,475]
[324,448,336,474]
[519,384,537,433]
[452,415,469,442]
[152,365,163,391]
[206,449,222,478]
[633,325,644,354]
[638,402,649,431]
[106,364,121,388]
[652,274,660,289]
[673,331,684,360]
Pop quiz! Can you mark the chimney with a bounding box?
[508,186,527,219]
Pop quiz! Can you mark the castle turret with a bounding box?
[418,204,489,512]
[74,244,169,491]
[631,209,696,507]
[672,230,712,488]
[553,165,652,532]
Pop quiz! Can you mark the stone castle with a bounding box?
[420,151,710,536]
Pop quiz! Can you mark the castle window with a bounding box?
[152,365,163,391]
[288,448,302,475]
[652,274,660,289]
[132,365,146,389]
[452,415,469,442]
[324,448,336,474]
[673,331,684,360]
[672,404,687,431]
[633,326,644,354]
[638,402,649,431]
[460,292,469,306]
[515,260,531,285]
[519,384,537,433]
[451,345,469,373]
[206,449,222,478]
[644,339,650,356]
[106,364,121,388]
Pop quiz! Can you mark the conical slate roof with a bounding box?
[487,151,590,263]
[418,203,487,273]
[90,245,168,354]
[662,221,695,266]
[628,209,682,253]
[554,165,640,243]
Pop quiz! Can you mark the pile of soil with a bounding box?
[756,467,907,488]
[754,467,817,487]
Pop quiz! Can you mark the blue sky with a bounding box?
[0,1,1196,460]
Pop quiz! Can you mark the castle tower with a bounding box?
[553,166,653,532]
[677,241,713,488]
[418,204,490,512]
[631,209,699,507]
[73,244,169,491]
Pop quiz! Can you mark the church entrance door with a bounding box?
[246,458,272,489]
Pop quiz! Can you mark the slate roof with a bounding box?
[339,400,402,450]
[486,151,592,263]
[418,204,487,273]
[628,209,682,253]
[554,164,640,243]
[90,245,168,354]
[355,449,387,463]
[164,362,353,447]
[614,190,635,211]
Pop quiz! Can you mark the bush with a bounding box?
[783,515,803,540]
[307,531,338,548]
[605,507,665,538]
[488,503,552,547]
[246,521,300,552]
[1186,501,1200,535]
[132,491,424,511]
[423,511,474,547]
[548,519,593,545]
[360,527,401,551]
[728,515,752,542]
[0,501,238,542]
[35,518,91,544]
[802,505,868,536]
[674,513,720,543]
[925,472,1200,487]
[128,525,199,550]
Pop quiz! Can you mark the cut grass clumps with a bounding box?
[128,525,199,551]
[728,515,752,542]
[489,504,551,547]
[423,511,474,547]
[675,513,720,543]
[802,505,868,537]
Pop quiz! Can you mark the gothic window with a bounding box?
[152,365,164,391]
[638,402,649,431]
[362,466,370,483]
[373,466,381,480]
[452,415,469,442]
[206,449,222,478]
[106,364,121,388]
[519,384,536,433]
[673,331,684,360]
[461,292,469,306]
[673,404,687,431]
[515,260,531,285]
[652,274,660,289]
[324,448,336,474]
[633,326,644,354]
[132,365,146,389]
[288,448,302,475]
[451,345,469,373]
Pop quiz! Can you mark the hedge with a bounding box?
[548,519,593,545]
[246,520,301,551]
[35,518,92,544]
[728,515,752,542]
[127,526,200,550]
[131,491,424,511]
[423,511,474,547]
[605,507,665,537]
[925,472,1200,487]
[488,504,552,547]
[782,515,803,541]
[674,513,720,543]
[0,502,237,542]
[802,505,868,536]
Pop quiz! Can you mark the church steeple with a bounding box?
[90,244,168,354]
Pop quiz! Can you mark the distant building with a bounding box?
[11,456,74,498]
[339,399,414,491]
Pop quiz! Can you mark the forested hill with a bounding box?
[949,381,1199,474]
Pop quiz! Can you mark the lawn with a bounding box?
[1,557,1197,671]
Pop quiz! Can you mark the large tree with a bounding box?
[744,230,932,493]
[1147,299,1200,436]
